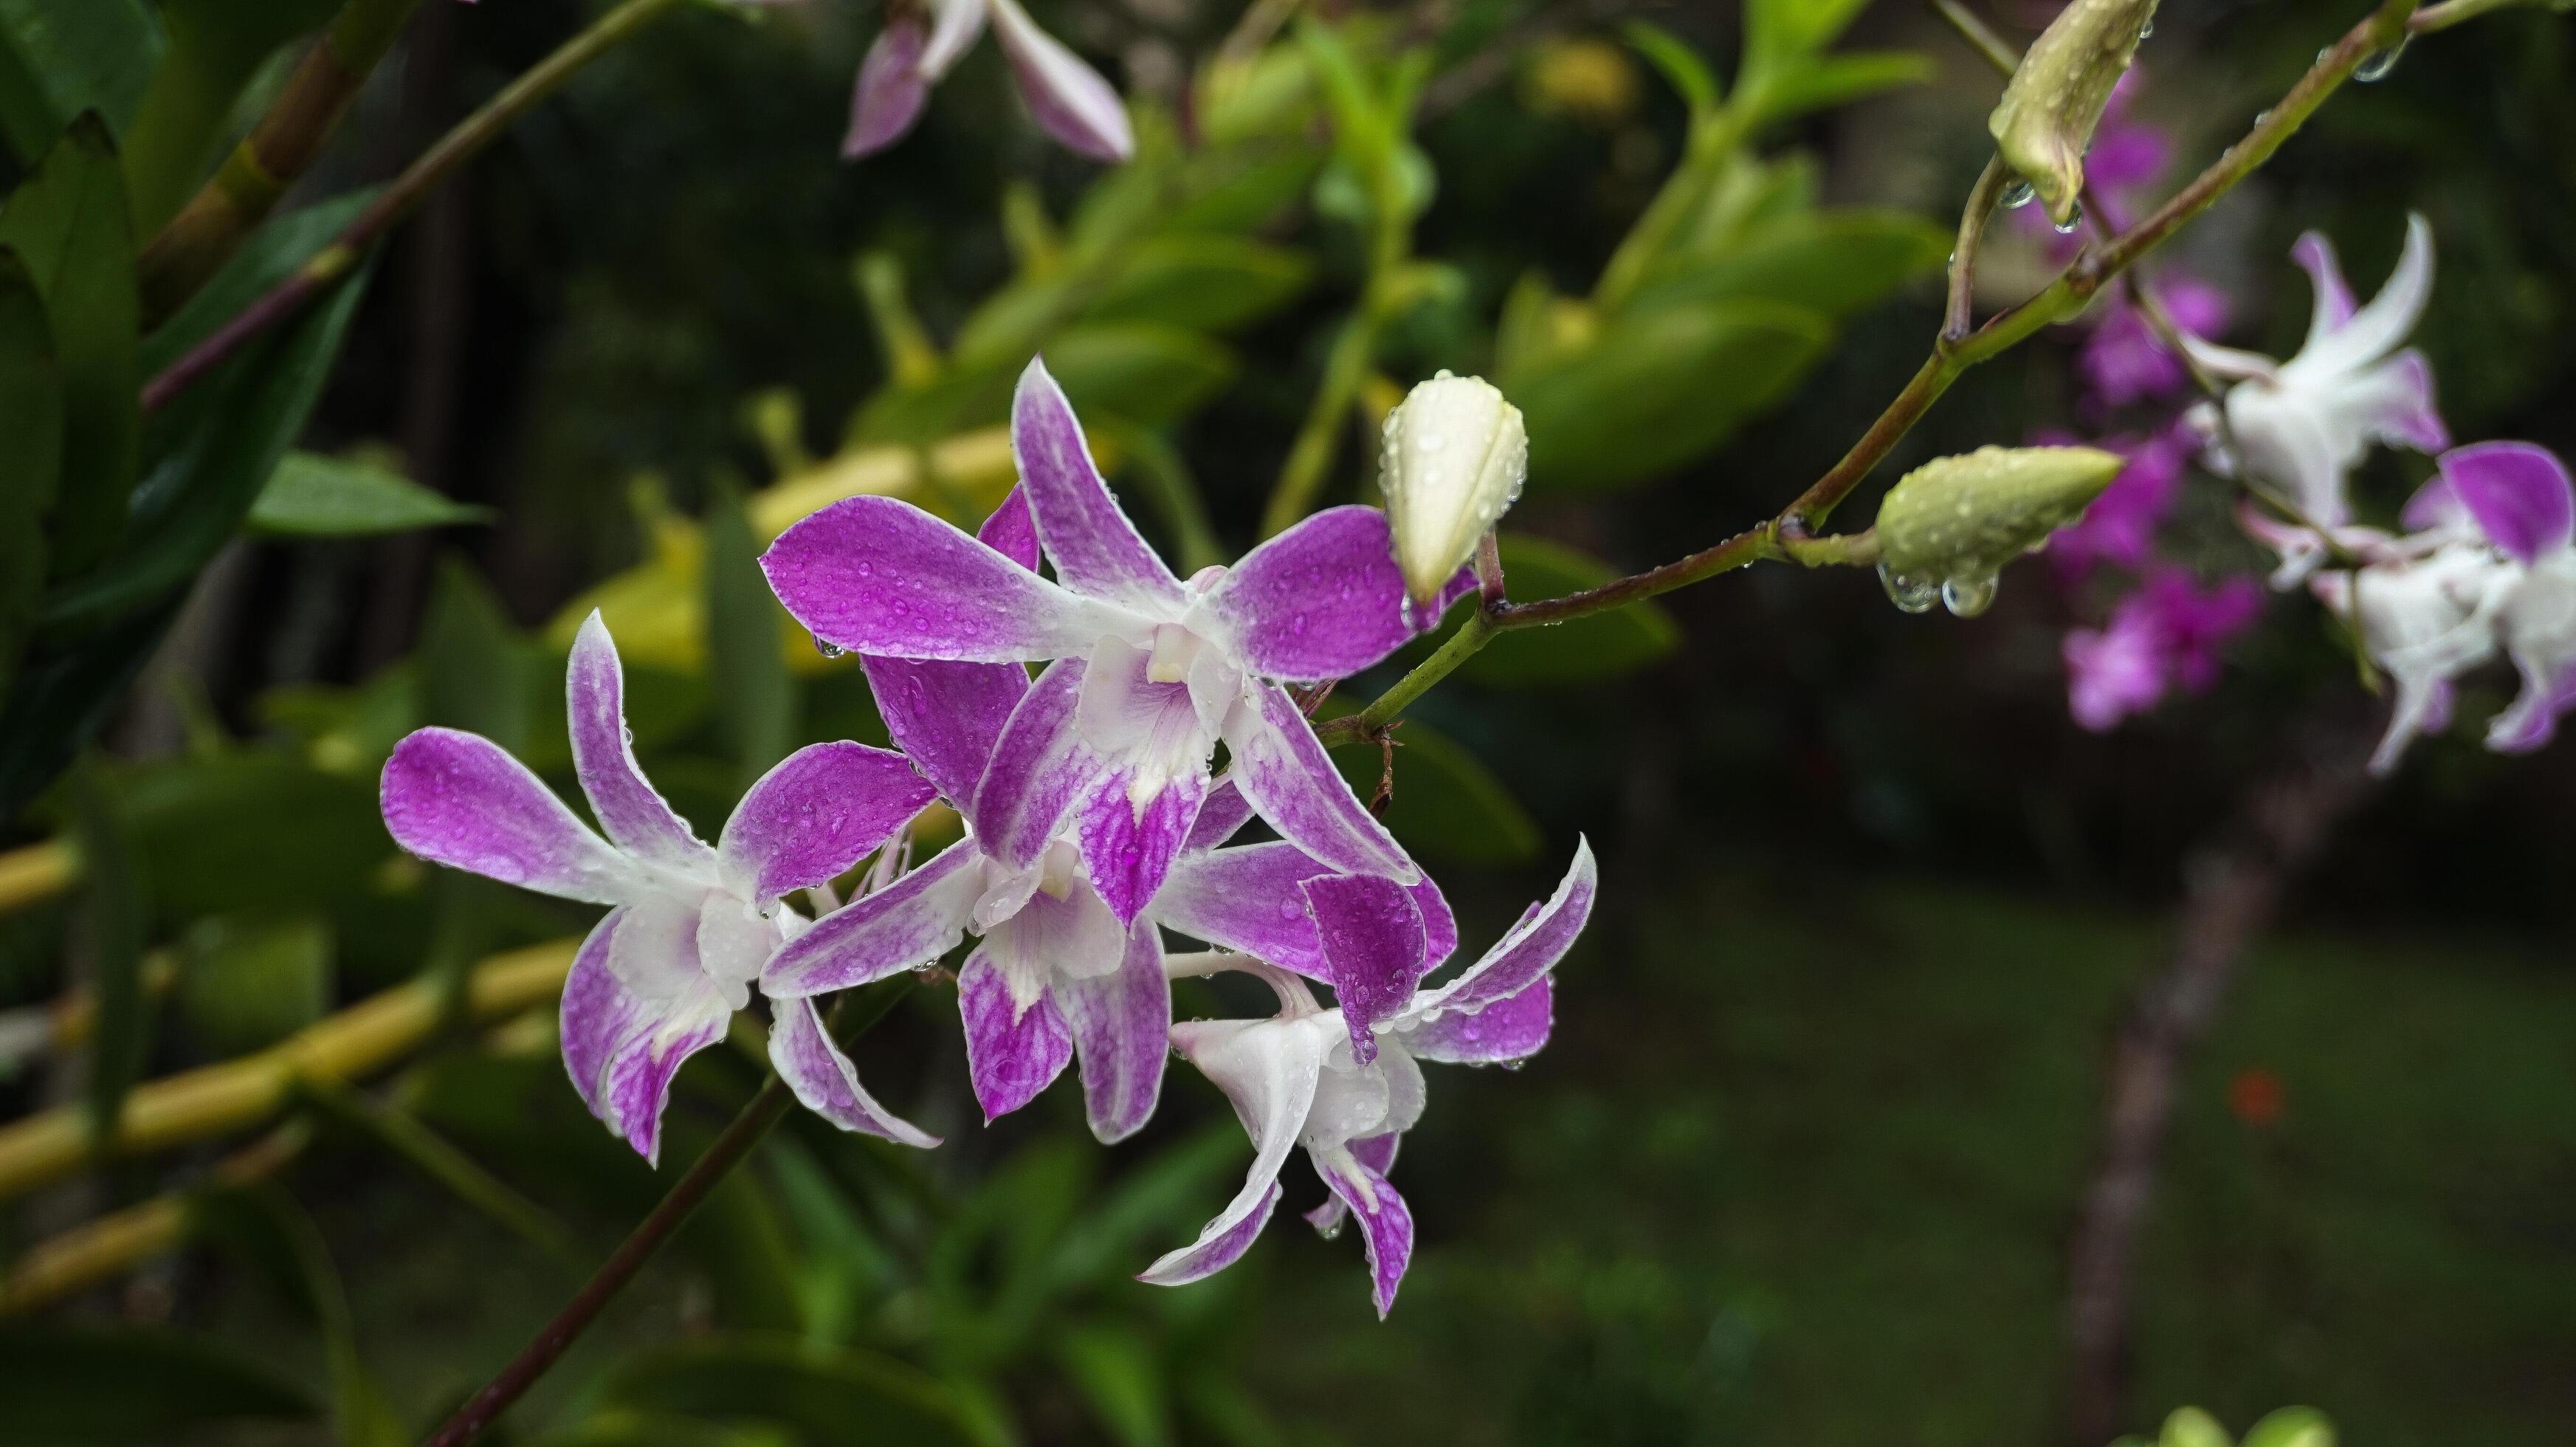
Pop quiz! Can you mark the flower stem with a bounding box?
[140,0,689,415]
[2409,0,2544,32]
[1943,157,2010,342]
[421,980,915,1447]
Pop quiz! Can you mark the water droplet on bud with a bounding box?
[1877,563,1940,614]
[2053,204,2084,236]
[1941,574,2000,617]
[2000,179,2038,210]
[2137,18,2154,39]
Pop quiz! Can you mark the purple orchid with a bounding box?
[2062,568,2264,732]
[844,0,1132,162]
[1138,841,1597,1318]
[758,490,1459,1139]
[2186,216,2449,585]
[2042,426,2190,582]
[2419,443,2576,755]
[2079,278,2230,413]
[763,359,1462,931]
[380,613,940,1162]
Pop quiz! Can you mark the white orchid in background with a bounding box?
[845,0,1132,162]
[2188,215,2449,587]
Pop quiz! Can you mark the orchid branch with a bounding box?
[141,0,690,415]
[1945,157,2011,342]
[1322,0,2425,748]
[2409,0,2554,32]
[421,977,918,1447]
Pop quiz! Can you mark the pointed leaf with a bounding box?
[1631,209,1948,320]
[0,0,160,161]
[247,450,491,537]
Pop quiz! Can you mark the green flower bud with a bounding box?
[2239,1408,2335,1447]
[2160,1408,2235,1447]
[1379,371,1528,608]
[1987,0,2160,227]
[1876,444,2122,585]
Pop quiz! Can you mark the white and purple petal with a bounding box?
[985,0,1134,163]
[597,986,731,1166]
[568,612,716,873]
[762,495,1123,662]
[1302,1130,1398,1233]
[970,658,1112,870]
[1312,1147,1416,1319]
[1012,359,1179,611]
[958,948,1076,1123]
[1140,1016,1329,1288]
[1078,767,1206,927]
[769,993,941,1148]
[1405,837,1595,1022]
[1189,506,1422,681]
[1223,683,1416,883]
[1300,873,1428,1065]
[1053,923,1169,1143]
[760,839,983,997]
[844,15,931,159]
[2439,441,2574,566]
[719,741,933,901]
[1399,977,1554,1065]
[381,727,637,904]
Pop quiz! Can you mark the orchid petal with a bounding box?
[958,948,1075,1123]
[2440,441,2574,566]
[1190,506,1422,681]
[1303,1131,1398,1234]
[381,727,636,904]
[1224,684,1416,882]
[1054,922,1169,1143]
[981,867,1129,998]
[1152,841,1335,974]
[559,909,645,1122]
[861,658,1031,810]
[1013,360,1178,609]
[762,495,1123,661]
[970,658,1112,869]
[1401,977,1553,1064]
[1140,1016,1329,1286]
[985,0,1134,162]
[760,838,982,997]
[720,741,931,901]
[568,613,715,873]
[770,994,941,1147]
[1179,776,1254,852]
[844,16,931,159]
[1301,873,1428,1066]
[1313,1147,1416,1318]
[2290,230,2358,349]
[591,952,731,1167]
[916,0,990,78]
[977,484,1041,571]
[1078,766,1205,927]
[2302,213,2434,380]
[1405,838,1595,1022]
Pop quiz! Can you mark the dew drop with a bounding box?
[2355,38,2405,83]
[1877,563,1940,615]
[1940,574,2000,618]
[813,637,847,659]
[2137,18,2154,38]
[1317,1219,1345,1241]
[2053,202,2084,236]
[2000,179,2037,210]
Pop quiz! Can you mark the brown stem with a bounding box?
[2059,709,2381,1445]
[1946,157,2010,341]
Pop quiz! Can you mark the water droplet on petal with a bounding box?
[1877,563,1940,615]
[814,636,847,659]
[1941,574,2000,617]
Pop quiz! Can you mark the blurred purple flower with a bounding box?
[846,0,1134,162]
[2041,427,2190,582]
[2063,568,2265,731]
[2079,277,2231,411]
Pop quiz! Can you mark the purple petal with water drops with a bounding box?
[968,658,1110,870]
[978,484,1041,571]
[1224,683,1416,882]
[1054,923,1168,1143]
[1303,1132,1398,1233]
[2440,442,2573,566]
[1301,873,1428,1066]
[762,495,1118,661]
[770,994,941,1148]
[1180,777,1253,852]
[599,993,730,1166]
[559,909,644,1123]
[1402,978,1553,1065]
[568,612,715,873]
[1405,838,1595,1021]
[844,14,930,159]
[1013,359,1178,609]
[1312,1148,1415,1317]
[720,741,931,901]
[862,657,1030,810]
[1152,840,1334,974]
[760,838,982,997]
[958,948,1075,1123]
[1078,768,1205,927]
[1191,506,1420,681]
[381,727,637,904]
[1140,1017,1326,1287]
[986,0,1134,162]
[1140,1183,1280,1287]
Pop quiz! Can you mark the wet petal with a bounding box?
[1301,873,1428,1066]
[568,612,715,873]
[1312,1146,1416,1318]
[861,658,1031,811]
[1302,1131,1398,1234]
[844,16,931,159]
[1190,506,1420,681]
[1054,923,1169,1143]
[1223,684,1416,882]
[1013,359,1178,609]
[978,484,1041,571]
[1400,978,1552,1065]
[970,658,1112,870]
[1140,1016,1330,1287]
[2439,441,2573,566]
[1179,776,1254,853]
[559,909,644,1122]
[720,741,932,901]
[1152,841,1334,974]
[1078,767,1205,927]
[760,839,982,997]
[1403,839,1595,1022]
[382,727,636,904]
[762,495,1123,661]
[599,985,731,1166]
[770,994,941,1147]
[959,948,1075,1122]
[986,0,1133,162]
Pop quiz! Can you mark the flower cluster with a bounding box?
[380,359,1583,1313]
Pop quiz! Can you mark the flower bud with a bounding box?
[1379,371,1528,607]
[1987,0,2160,227]
[1876,444,2124,584]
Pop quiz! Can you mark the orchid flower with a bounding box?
[2079,278,2229,413]
[2062,568,2264,732]
[845,0,1132,162]
[2309,532,2517,776]
[762,360,1465,931]
[2414,443,2576,755]
[380,613,939,1161]
[2042,426,2189,583]
[759,491,1459,1139]
[2184,216,2448,584]
[1139,841,1597,1318]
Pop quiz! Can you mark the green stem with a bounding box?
[2409,0,2543,31]
[1259,307,1385,537]
[140,0,689,414]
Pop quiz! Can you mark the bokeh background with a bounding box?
[4,0,2575,1443]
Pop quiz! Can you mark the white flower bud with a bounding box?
[1988,0,2160,227]
[1378,371,1528,607]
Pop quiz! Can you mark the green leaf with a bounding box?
[596,1337,1000,1447]
[0,1325,318,1443]
[1466,536,1681,687]
[1743,0,1878,72]
[1625,22,1722,120]
[704,478,794,791]
[0,248,62,702]
[0,114,140,581]
[1044,322,1237,427]
[247,450,492,537]
[1089,234,1312,333]
[2241,1408,2335,1447]
[1056,1324,1171,1447]
[2160,1407,2235,1447]
[0,592,178,822]
[72,762,148,1142]
[1630,210,1948,320]
[140,190,371,376]
[1743,51,1935,126]
[1504,299,1832,492]
[177,912,330,1055]
[45,265,368,630]
[1329,715,1540,867]
[0,0,161,161]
